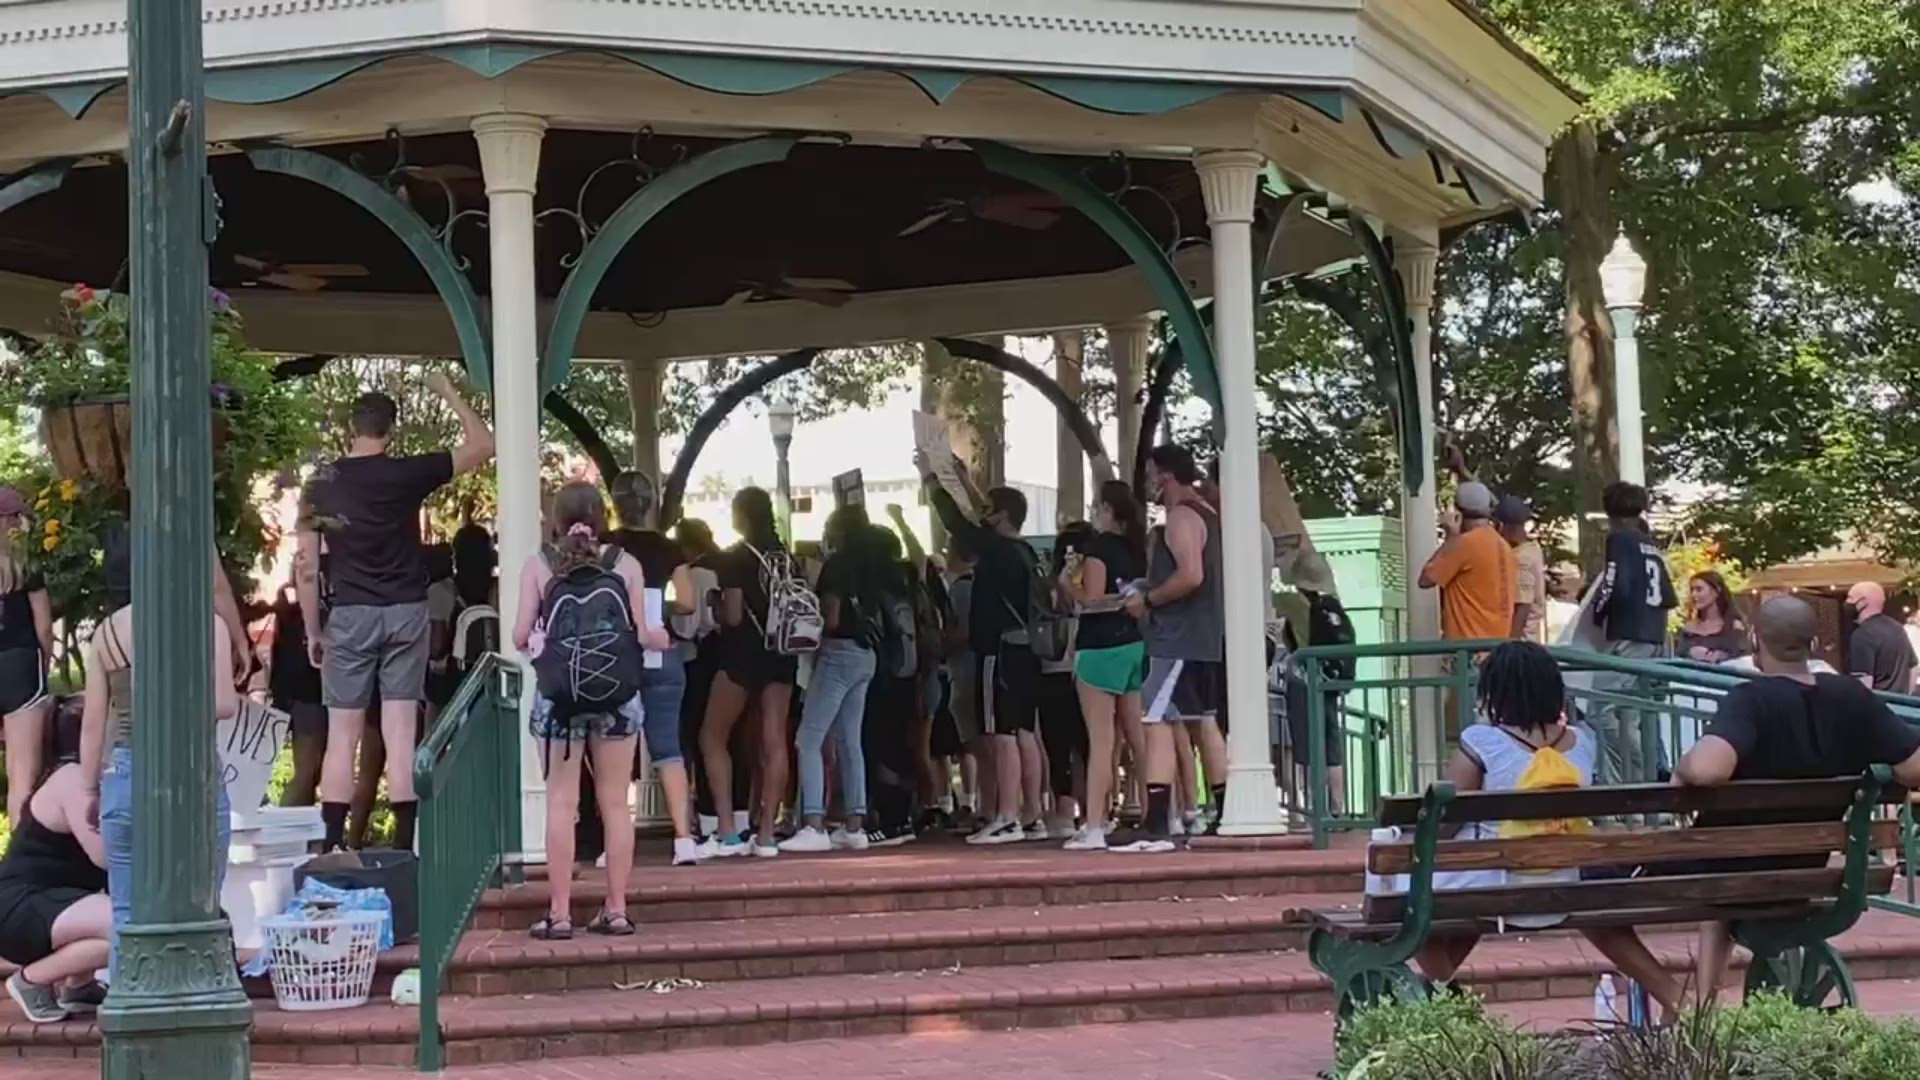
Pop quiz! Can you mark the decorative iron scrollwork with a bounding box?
[349,128,490,272]
[1081,151,1196,258]
[537,126,693,269]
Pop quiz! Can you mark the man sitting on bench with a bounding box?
[1677,594,1920,1003]
[1418,642,1685,1017]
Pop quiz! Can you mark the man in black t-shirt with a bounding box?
[1845,581,1916,694]
[297,372,494,851]
[1676,594,1920,1001]
[1588,482,1677,785]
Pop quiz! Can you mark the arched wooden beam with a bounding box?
[660,348,821,526]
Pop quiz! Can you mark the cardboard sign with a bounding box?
[217,700,291,819]
[832,468,866,509]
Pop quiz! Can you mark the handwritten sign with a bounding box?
[217,700,291,819]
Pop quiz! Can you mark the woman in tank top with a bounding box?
[1415,642,1683,1019]
[0,487,56,826]
[0,708,107,1023]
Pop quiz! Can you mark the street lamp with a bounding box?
[1599,231,1649,487]
[768,396,797,542]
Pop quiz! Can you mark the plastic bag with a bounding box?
[241,876,393,977]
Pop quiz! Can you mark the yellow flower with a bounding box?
[41,535,56,552]
[58,480,76,503]
[43,519,59,536]
[33,498,46,512]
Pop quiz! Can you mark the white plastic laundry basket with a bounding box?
[260,908,386,1011]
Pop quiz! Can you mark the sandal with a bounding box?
[587,910,637,937]
[530,915,573,941]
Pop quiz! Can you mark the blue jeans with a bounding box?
[639,649,688,764]
[102,746,232,979]
[795,639,876,818]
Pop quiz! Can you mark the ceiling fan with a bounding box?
[725,275,858,308]
[897,192,1066,237]
[233,254,372,292]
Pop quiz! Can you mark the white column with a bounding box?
[475,112,549,858]
[1052,330,1086,525]
[1107,316,1152,473]
[1396,241,1444,785]
[1196,149,1287,836]
[623,355,662,481]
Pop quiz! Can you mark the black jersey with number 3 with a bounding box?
[1595,528,1675,645]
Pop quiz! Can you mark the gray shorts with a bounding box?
[323,601,431,710]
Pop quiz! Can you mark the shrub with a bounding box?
[1337,989,1579,1080]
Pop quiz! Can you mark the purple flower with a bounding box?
[209,288,231,313]
[210,383,235,406]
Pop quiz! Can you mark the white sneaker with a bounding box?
[830,827,870,851]
[672,837,702,866]
[1168,815,1187,837]
[705,833,751,859]
[753,837,780,858]
[966,819,1024,845]
[1022,821,1050,842]
[1062,826,1108,852]
[1112,838,1177,854]
[778,827,833,854]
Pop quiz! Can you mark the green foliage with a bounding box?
[1337,990,1573,1079]
[1723,992,1920,1079]
[0,287,319,612]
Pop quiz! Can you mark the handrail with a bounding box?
[412,654,521,1072]
[1290,639,1920,848]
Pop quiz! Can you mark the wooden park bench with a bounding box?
[1307,768,1902,1023]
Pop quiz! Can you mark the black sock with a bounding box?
[1146,784,1172,838]
[390,800,419,851]
[1210,784,1227,818]
[321,801,349,850]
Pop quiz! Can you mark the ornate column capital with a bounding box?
[1105,314,1157,340]
[1193,149,1265,227]
[1395,241,1439,311]
[472,113,548,197]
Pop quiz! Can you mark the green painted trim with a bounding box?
[543,135,800,395]
[543,390,623,481]
[1349,215,1424,496]
[1361,108,1424,160]
[966,138,1220,411]
[0,160,72,218]
[245,146,493,385]
[10,45,1339,124]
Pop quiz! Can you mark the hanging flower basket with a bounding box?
[40,394,233,491]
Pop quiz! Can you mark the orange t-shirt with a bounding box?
[1426,526,1518,641]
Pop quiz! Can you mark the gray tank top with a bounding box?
[1146,502,1224,661]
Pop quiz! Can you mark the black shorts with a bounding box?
[722,646,798,693]
[0,883,89,966]
[0,647,46,717]
[1143,657,1223,723]
[979,644,1039,736]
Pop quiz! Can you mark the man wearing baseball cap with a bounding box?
[1495,496,1548,642]
[1417,481,1518,735]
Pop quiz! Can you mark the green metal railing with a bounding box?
[1290,640,1920,849]
[413,654,521,1072]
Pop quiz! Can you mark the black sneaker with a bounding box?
[6,973,64,1023]
[872,823,917,848]
[56,980,106,1015]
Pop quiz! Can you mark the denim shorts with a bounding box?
[637,649,687,764]
[102,746,231,980]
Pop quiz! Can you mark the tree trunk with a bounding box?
[1550,121,1621,576]
[622,355,662,481]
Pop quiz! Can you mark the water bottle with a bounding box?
[1365,826,1404,895]
[1593,974,1620,1023]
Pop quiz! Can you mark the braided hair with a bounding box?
[1474,641,1565,735]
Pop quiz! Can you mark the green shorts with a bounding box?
[1074,641,1146,695]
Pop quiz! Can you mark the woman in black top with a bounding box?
[698,488,797,858]
[0,487,55,826]
[1054,480,1148,850]
[1680,570,1749,664]
[0,709,108,1023]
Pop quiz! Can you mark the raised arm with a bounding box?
[886,503,927,567]
[426,370,496,475]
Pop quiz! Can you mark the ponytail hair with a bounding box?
[548,481,609,574]
[1098,479,1146,561]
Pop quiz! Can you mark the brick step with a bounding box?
[13,911,1920,1067]
[383,895,1320,995]
[476,842,1363,928]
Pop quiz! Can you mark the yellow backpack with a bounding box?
[1497,725,1591,840]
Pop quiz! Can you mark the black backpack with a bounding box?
[1304,590,1357,681]
[531,545,644,716]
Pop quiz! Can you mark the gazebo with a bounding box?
[0,0,1577,1070]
